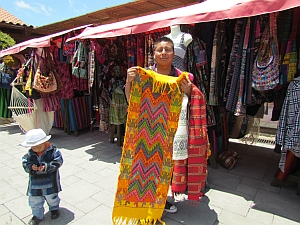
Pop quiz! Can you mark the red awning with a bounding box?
[0,24,91,57]
[67,0,300,41]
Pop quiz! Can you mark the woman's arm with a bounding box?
[125,67,138,102]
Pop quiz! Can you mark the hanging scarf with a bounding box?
[209,21,227,106]
[112,67,187,225]
[225,18,247,113]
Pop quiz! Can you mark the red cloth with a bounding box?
[171,84,209,201]
[187,84,208,201]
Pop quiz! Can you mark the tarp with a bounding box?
[0,24,91,57]
[67,0,300,41]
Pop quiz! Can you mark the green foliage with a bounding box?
[0,31,16,50]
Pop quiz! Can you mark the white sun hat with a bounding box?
[21,128,51,147]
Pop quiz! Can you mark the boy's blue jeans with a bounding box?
[29,193,60,219]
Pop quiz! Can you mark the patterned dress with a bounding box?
[172,94,189,160]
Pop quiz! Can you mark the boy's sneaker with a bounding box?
[28,216,42,225]
[164,201,177,213]
[51,210,60,219]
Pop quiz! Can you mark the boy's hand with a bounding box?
[31,164,45,171]
[31,164,38,171]
[38,165,45,171]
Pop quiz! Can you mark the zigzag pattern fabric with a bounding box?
[112,67,187,225]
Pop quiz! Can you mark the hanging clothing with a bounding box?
[172,34,189,71]
[280,8,299,85]
[50,45,74,99]
[0,88,11,118]
[126,35,137,68]
[98,88,110,132]
[136,35,145,67]
[144,34,154,68]
[109,87,127,125]
[276,76,300,172]
[225,18,247,113]
[186,37,216,127]
[234,18,251,116]
[209,21,227,106]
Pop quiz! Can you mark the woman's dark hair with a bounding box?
[153,36,174,52]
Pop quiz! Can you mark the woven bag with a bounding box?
[252,13,280,91]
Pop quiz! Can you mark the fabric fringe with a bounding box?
[112,217,166,225]
[136,66,188,94]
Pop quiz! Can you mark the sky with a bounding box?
[1,0,133,27]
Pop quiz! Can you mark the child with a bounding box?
[21,128,63,225]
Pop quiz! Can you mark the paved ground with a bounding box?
[1,123,300,225]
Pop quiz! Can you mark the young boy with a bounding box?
[21,128,63,225]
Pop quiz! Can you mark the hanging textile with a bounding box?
[244,17,258,106]
[109,87,127,125]
[144,34,154,68]
[112,67,187,225]
[126,35,137,68]
[51,45,74,99]
[88,48,95,90]
[225,18,247,113]
[0,88,12,119]
[209,21,227,106]
[280,7,299,85]
[90,39,108,65]
[276,76,300,173]
[136,35,145,67]
[186,37,216,127]
[277,9,293,65]
[234,18,251,116]
[98,88,110,132]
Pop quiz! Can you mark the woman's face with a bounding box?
[154,41,174,67]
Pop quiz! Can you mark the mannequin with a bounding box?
[165,25,193,71]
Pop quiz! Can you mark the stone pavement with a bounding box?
[1,123,300,225]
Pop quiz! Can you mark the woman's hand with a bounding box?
[126,67,138,84]
[181,77,192,97]
[125,67,138,102]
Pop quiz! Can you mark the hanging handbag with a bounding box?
[33,48,62,94]
[252,13,280,91]
[33,63,57,93]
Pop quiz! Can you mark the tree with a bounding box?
[0,31,16,50]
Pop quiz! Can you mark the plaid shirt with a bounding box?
[276,77,300,150]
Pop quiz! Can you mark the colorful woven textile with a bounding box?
[112,67,187,225]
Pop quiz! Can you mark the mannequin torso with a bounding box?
[166,25,193,47]
[165,25,193,71]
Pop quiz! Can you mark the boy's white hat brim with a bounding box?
[21,135,51,147]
